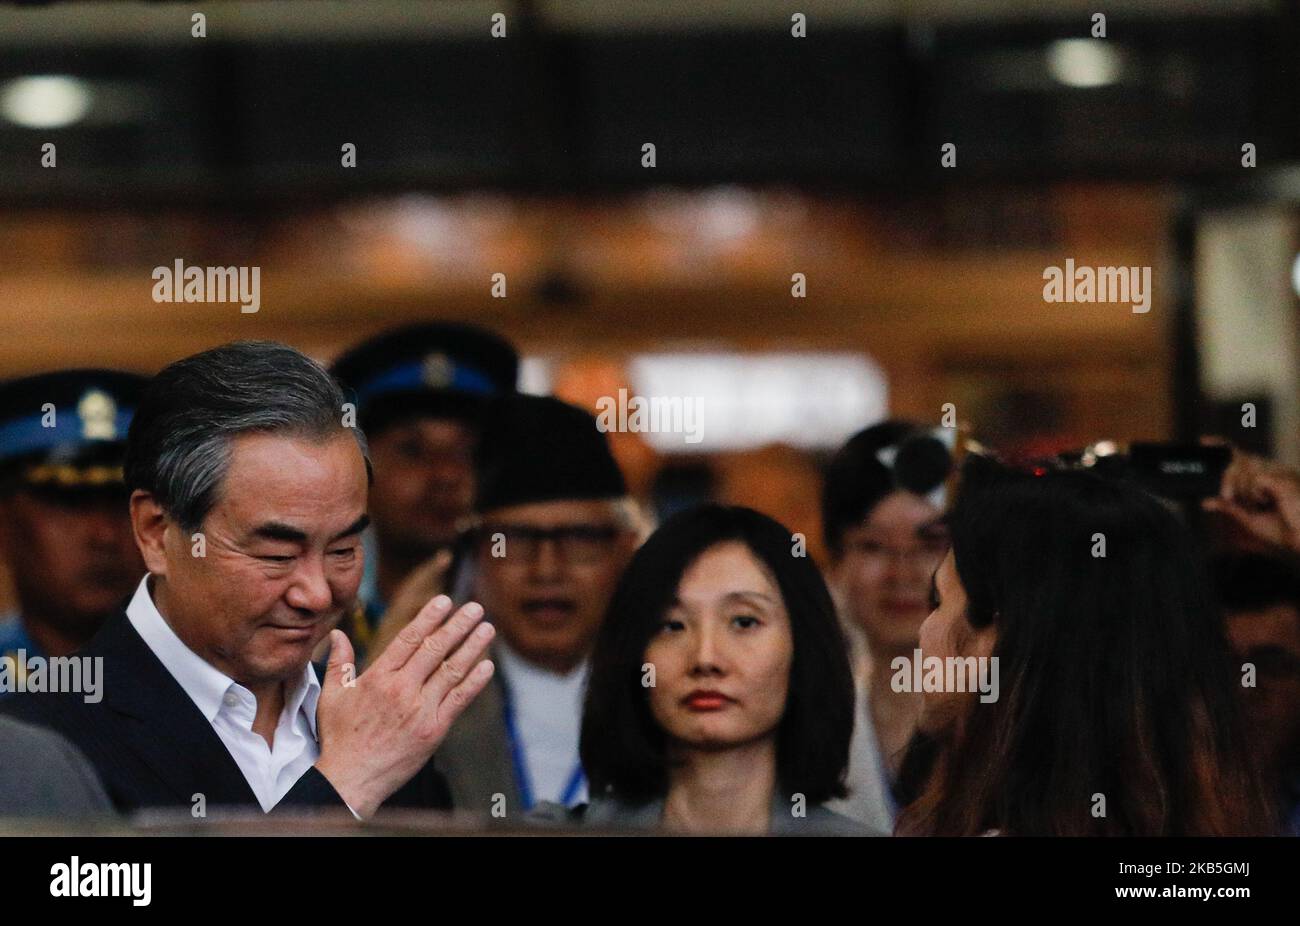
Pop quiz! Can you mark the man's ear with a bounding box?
[129,489,171,577]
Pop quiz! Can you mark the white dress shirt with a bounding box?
[497,642,589,807]
[125,576,322,813]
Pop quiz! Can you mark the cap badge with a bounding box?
[77,389,117,440]
[421,352,455,388]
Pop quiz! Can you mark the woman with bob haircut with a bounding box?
[898,454,1272,836]
[544,504,869,834]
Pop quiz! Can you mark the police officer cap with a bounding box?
[331,322,519,436]
[0,369,148,492]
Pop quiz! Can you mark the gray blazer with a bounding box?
[532,792,880,835]
[0,715,113,818]
[435,654,525,817]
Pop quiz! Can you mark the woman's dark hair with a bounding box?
[580,504,855,806]
[898,455,1270,835]
[821,419,952,558]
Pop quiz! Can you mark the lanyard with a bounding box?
[501,684,586,811]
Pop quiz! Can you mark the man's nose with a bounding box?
[285,556,333,613]
[527,537,565,580]
[424,455,472,490]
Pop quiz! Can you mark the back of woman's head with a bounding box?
[901,454,1268,835]
[580,504,855,806]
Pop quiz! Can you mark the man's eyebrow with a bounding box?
[250,522,309,544]
[329,514,370,544]
[247,514,369,546]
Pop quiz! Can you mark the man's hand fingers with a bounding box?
[1255,470,1300,500]
[421,618,496,705]
[1234,454,1271,504]
[371,594,455,673]
[429,659,496,737]
[1206,494,1288,548]
[1256,472,1300,530]
[402,600,486,683]
[323,629,356,690]
[1220,452,1246,502]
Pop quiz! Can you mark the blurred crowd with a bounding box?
[0,321,1296,836]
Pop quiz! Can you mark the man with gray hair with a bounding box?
[1,341,497,818]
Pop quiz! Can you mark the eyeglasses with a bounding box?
[477,524,623,565]
[845,533,949,567]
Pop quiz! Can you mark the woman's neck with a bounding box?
[662,738,778,835]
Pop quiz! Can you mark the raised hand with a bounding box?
[314,594,495,818]
[1203,449,1300,555]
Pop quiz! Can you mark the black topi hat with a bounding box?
[474,394,627,513]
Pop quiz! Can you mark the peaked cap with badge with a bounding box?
[0,369,149,494]
[330,322,519,436]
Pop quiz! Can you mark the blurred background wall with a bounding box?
[0,0,1296,585]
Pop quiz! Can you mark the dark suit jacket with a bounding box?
[0,610,451,816]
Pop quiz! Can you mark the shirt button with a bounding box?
[223,692,239,708]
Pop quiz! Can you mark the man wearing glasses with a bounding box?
[433,393,638,818]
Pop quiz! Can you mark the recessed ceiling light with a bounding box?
[0,75,94,129]
[1046,39,1123,89]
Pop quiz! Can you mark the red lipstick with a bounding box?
[683,690,733,711]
